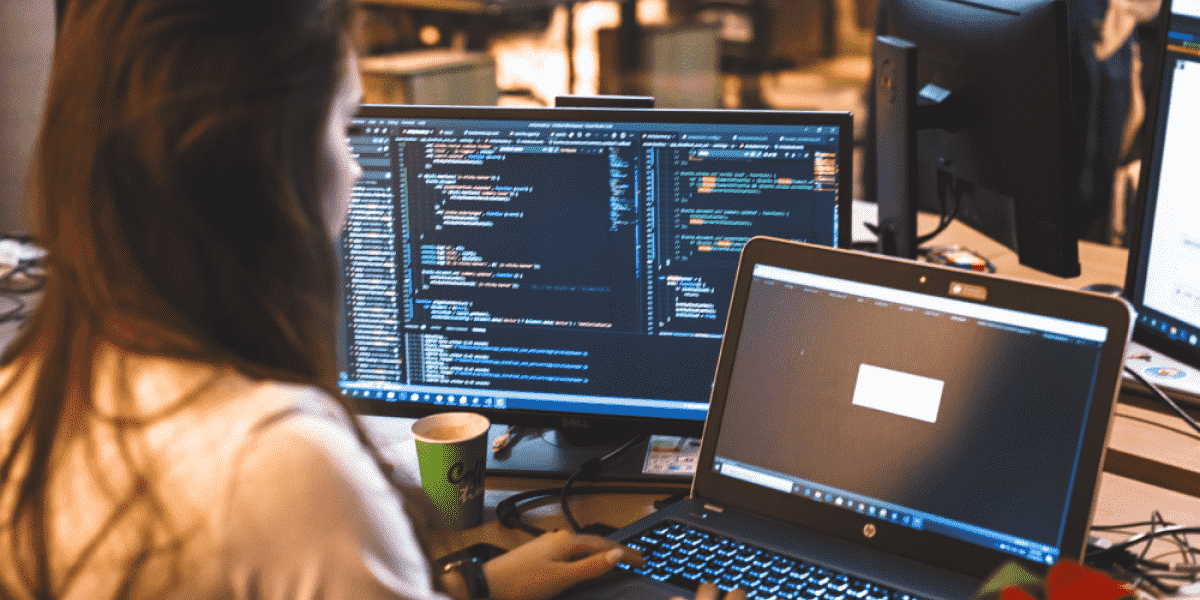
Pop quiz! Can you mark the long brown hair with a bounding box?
[0,0,431,597]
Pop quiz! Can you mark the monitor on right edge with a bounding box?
[870,0,1089,277]
[1123,0,1200,402]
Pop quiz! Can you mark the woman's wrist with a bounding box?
[436,553,492,600]
[438,564,466,600]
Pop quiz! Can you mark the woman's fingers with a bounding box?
[694,582,722,600]
[554,547,628,581]
[542,530,644,566]
[481,531,646,600]
[691,582,745,600]
[546,529,620,557]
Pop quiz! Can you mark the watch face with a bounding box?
[447,556,491,600]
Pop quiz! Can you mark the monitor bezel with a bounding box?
[1122,0,1200,370]
[342,104,854,436]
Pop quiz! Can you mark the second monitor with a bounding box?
[871,0,1107,278]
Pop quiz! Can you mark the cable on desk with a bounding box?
[1090,525,1200,558]
[0,295,26,326]
[1089,511,1200,595]
[1124,365,1200,437]
[0,234,48,326]
[495,484,690,537]
[855,177,967,255]
[915,175,966,245]
[0,262,47,295]
[560,434,649,534]
[1094,520,1193,532]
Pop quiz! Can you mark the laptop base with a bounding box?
[557,498,983,600]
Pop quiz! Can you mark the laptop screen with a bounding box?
[1125,0,1200,366]
[710,264,1109,566]
[339,106,851,428]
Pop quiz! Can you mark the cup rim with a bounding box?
[411,411,490,444]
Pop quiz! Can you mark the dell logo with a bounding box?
[561,417,590,429]
[863,524,877,539]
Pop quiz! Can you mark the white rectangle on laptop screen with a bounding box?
[1176,0,1200,18]
[851,364,945,423]
[718,462,794,493]
[752,264,1108,342]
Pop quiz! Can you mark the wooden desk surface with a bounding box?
[1097,404,1200,521]
[856,202,1130,293]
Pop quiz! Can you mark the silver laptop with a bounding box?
[1122,0,1200,405]
[561,238,1133,600]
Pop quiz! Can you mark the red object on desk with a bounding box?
[1044,560,1130,600]
[995,560,1131,600]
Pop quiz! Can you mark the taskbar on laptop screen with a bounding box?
[711,457,1061,566]
[711,264,1108,567]
[337,108,848,424]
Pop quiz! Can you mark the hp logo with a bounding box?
[863,524,877,539]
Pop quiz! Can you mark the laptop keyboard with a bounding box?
[615,521,925,600]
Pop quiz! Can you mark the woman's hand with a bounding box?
[480,529,644,600]
[675,582,747,600]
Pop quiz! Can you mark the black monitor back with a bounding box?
[872,0,1089,277]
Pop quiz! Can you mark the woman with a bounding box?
[0,0,647,597]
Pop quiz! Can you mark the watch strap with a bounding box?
[439,553,491,600]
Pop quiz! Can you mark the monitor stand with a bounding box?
[873,35,918,259]
[485,425,694,482]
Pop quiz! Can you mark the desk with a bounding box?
[368,211,1200,583]
[852,200,1129,292]
[364,407,1200,574]
[363,415,685,557]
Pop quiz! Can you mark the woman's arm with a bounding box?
[437,530,641,600]
[223,409,442,600]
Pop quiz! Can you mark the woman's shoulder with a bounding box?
[80,346,357,488]
[88,343,347,432]
[110,353,440,598]
[176,370,439,599]
[0,347,438,599]
[0,346,340,451]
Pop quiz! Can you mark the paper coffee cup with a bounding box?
[411,412,490,530]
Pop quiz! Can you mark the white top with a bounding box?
[0,343,447,600]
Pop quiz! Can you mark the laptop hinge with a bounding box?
[703,502,726,513]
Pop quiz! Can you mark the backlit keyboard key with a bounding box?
[620,521,923,600]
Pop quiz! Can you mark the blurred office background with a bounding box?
[353,0,873,112]
[0,0,54,236]
[1,0,1155,245]
[0,0,874,236]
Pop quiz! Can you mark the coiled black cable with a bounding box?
[495,484,689,536]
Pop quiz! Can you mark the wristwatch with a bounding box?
[438,552,492,600]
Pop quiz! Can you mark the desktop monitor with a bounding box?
[338,105,852,472]
[1123,0,1200,401]
[870,0,1092,277]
